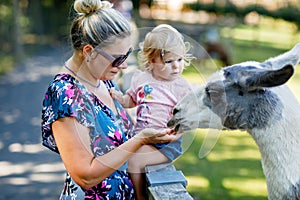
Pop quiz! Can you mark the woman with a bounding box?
[41,0,182,199]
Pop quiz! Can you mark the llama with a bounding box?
[167,43,300,200]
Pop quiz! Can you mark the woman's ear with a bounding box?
[83,45,94,62]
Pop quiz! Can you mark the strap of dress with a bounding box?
[104,80,119,91]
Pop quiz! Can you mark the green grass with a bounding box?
[175,130,267,200]
[178,19,300,199]
[177,109,298,199]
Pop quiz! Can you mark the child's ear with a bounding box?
[149,58,155,64]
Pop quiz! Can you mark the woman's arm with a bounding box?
[52,117,180,190]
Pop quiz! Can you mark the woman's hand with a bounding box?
[134,128,184,145]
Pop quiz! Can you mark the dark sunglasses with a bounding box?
[94,47,133,68]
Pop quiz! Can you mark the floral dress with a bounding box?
[41,74,135,200]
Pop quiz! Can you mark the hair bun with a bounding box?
[74,0,113,15]
[99,1,113,9]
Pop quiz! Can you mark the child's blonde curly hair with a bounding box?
[138,24,193,71]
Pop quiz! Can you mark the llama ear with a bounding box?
[261,43,300,70]
[243,64,294,89]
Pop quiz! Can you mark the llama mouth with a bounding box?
[174,124,181,132]
[167,120,174,128]
[167,117,182,128]
[167,118,187,132]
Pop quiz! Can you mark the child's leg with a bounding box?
[128,145,169,200]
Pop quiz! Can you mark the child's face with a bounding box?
[151,52,184,81]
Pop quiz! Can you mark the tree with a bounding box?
[13,0,24,61]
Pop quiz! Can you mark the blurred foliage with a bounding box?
[0,0,14,74]
[0,0,71,74]
[1,0,300,75]
[185,2,300,29]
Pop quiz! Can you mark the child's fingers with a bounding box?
[110,88,118,98]
[166,128,176,135]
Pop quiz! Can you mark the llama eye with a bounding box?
[258,89,265,94]
[238,91,244,96]
[205,87,211,98]
[203,86,212,108]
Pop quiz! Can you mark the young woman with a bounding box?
[41,1,183,199]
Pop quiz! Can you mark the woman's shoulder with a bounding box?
[48,74,72,88]
[45,73,87,102]
[42,73,95,124]
[48,74,81,92]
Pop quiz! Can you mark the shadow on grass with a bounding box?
[175,130,267,200]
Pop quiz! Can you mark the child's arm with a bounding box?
[110,88,136,108]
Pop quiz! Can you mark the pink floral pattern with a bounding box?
[41,74,135,199]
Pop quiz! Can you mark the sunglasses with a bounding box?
[94,47,133,68]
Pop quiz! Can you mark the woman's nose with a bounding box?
[118,62,128,69]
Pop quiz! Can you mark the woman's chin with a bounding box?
[104,72,118,80]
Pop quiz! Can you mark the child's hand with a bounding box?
[167,128,176,135]
[110,88,124,102]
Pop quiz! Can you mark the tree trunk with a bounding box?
[13,0,24,61]
[29,0,44,35]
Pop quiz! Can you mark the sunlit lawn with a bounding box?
[177,18,300,200]
[176,130,266,200]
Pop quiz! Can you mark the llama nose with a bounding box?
[174,124,180,132]
[167,119,174,127]
[173,108,180,115]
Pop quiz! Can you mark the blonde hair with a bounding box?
[138,24,193,71]
[71,0,131,50]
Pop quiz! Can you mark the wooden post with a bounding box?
[145,162,194,200]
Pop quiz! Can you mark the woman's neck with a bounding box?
[65,54,100,90]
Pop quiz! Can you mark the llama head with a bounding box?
[167,43,300,132]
